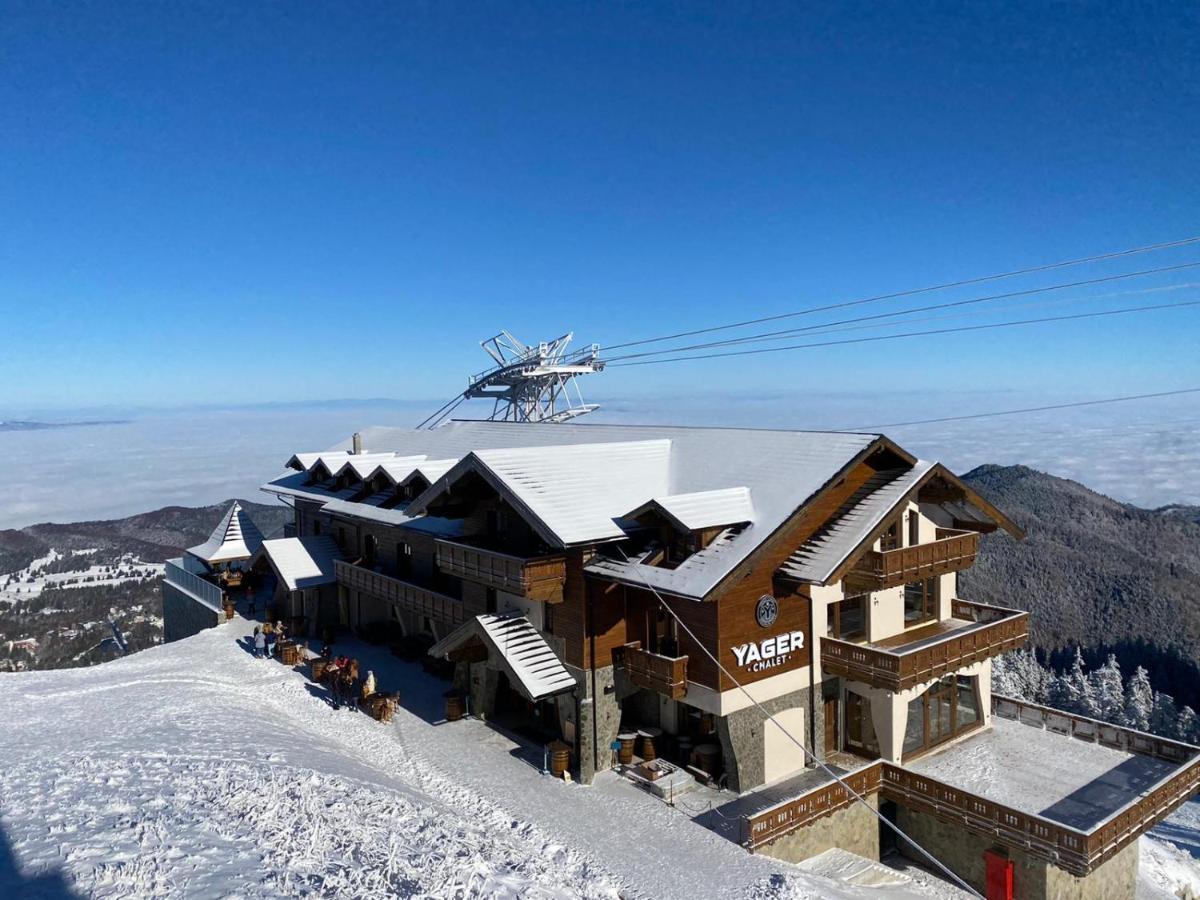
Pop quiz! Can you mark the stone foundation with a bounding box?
[717,686,814,792]
[895,805,1138,900]
[574,663,621,784]
[756,795,880,864]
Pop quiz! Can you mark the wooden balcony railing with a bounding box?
[334,559,465,628]
[820,599,1028,691]
[435,539,567,602]
[744,724,1200,877]
[612,641,688,700]
[848,528,980,591]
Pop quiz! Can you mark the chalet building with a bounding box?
[258,421,1026,789]
[158,420,1199,898]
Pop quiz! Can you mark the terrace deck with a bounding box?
[909,715,1178,830]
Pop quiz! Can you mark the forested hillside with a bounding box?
[961,464,1200,709]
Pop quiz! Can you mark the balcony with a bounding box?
[820,598,1028,691]
[847,528,979,591]
[612,641,689,700]
[334,559,466,628]
[741,698,1200,877]
[435,539,567,602]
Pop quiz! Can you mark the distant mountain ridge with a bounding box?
[961,464,1200,707]
[0,419,128,431]
[0,499,291,575]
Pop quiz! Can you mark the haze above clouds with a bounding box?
[2,392,1195,530]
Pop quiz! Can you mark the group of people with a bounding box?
[251,620,287,659]
[324,656,376,711]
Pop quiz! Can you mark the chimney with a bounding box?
[352,432,363,455]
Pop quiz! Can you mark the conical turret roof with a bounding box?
[186,501,265,564]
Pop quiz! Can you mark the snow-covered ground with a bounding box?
[0,616,1195,898]
[908,716,1179,829]
[0,549,163,604]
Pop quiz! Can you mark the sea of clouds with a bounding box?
[1,392,1197,530]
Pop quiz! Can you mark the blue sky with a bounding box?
[1,1,1198,416]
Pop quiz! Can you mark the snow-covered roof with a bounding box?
[401,458,459,487]
[627,487,755,532]
[365,455,432,484]
[429,614,577,701]
[410,440,673,545]
[334,453,408,480]
[264,421,881,599]
[779,461,935,585]
[257,537,343,592]
[186,502,265,565]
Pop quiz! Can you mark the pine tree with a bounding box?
[1177,706,1199,743]
[1066,647,1098,717]
[1150,691,1179,739]
[1091,654,1125,724]
[1123,666,1154,731]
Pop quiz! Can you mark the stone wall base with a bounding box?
[895,805,1138,900]
[756,796,880,864]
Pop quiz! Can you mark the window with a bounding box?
[902,675,982,757]
[879,520,899,552]
[396,541,411,575]
[313,520,321,536]
[907,510,920,547]
[903,578,938,625]
[845,691,879,756]
[828,594,867,641]
[363,534,377,566]
[485,587,497,614]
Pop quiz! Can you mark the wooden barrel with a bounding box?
[445,693,465,722]
[549,740,571,778]
[280,643,301,666]
[616,732,637,765]
[694,743,721,777]
[638,727,662,762]
[312,657,331,681]
[676,735,694,766]
[222,602,235,621]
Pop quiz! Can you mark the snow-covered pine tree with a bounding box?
[1150,691,1179,739]
[1177,706,1199,743]
[1123,666,1154,731]
[1091,654,1125,723]
[1066,647,1098,717]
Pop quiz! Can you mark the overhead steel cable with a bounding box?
[835,387,1200,431]
[606,298,1200,368]
[612,547,985,899]
[603,261,1200,362]
[601,235,1200,352]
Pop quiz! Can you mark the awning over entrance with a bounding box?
[429,614,576,701]
[255,536,343,592]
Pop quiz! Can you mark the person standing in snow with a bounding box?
[253,626,265,659]
[362,670,376,700]
[263,621,275,658]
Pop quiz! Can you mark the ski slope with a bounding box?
[0,616,1195,898]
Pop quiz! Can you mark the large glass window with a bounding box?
[902,675,982,757]
[828,594,867,640]
[845,691,879,756]
[879,520,900,552]
[903,578,938,625]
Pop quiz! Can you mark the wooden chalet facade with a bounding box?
[247,420,1197,897]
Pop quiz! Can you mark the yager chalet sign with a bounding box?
[731,630,805,673]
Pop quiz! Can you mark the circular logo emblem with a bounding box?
[755,595,779,628]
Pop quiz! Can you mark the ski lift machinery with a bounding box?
[422,331,604,428]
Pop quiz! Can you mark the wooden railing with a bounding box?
[612,641,688,700]
[820,599,1028,691]
[335,559,465,628]
[848,528,980,590]
[435,539,566,602]
[742,696,1200,877]
[745,761,883,848]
